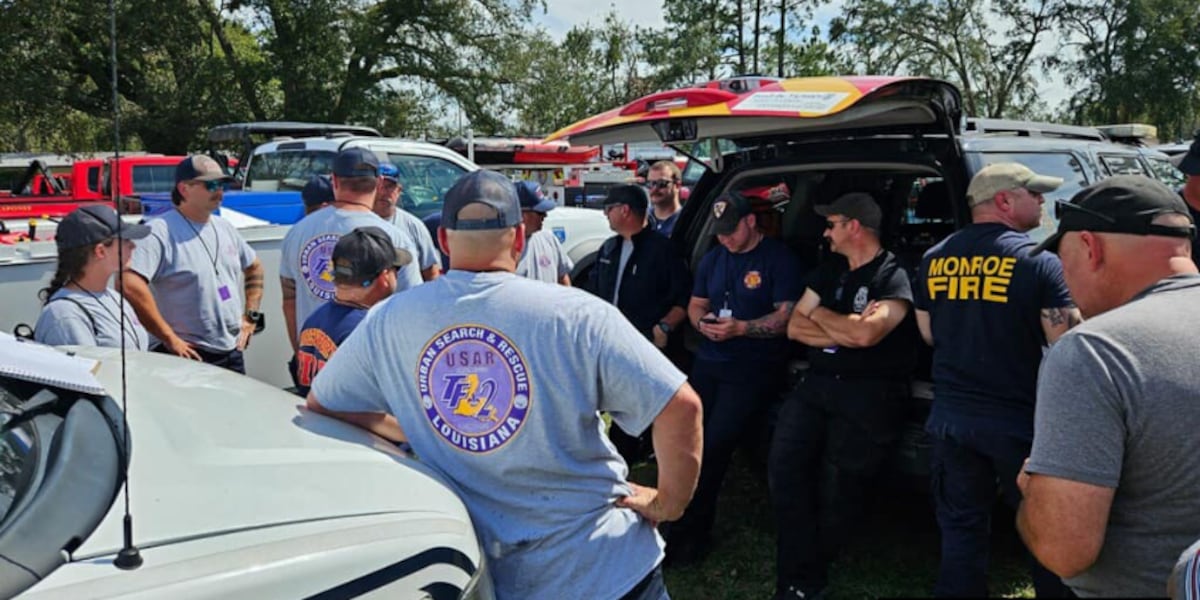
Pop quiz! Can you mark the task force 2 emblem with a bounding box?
[417,325,531,454]
[300,234,339,300]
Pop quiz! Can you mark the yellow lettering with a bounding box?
[983,277,1011,302]
[998,257,1017,278]
[927,277,950,299]
[928,257,945,276]
[958,276,981,300]
[943,256,959,276]
[970,256,984,275]
[983,256,1001,275]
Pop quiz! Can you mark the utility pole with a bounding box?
[778,0,785,77]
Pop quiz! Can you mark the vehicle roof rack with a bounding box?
[206,121,383,145]
[964,118,1106,141]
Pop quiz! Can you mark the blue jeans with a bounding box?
[618,564,668,600]
[929,421,1070,597]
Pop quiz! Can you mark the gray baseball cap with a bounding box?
[967,163,1062,206]
[814,192,883,231]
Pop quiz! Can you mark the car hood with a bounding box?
[69,347,471,559]
[544,76,963,147]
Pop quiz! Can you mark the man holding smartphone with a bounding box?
[667,191,803,566]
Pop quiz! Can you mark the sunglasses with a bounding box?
[824,218,851,229]
[1053,200,1196,239]
[192,180,222,192]
[646,179,675,190]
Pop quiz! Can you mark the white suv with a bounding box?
[241,136,611,282]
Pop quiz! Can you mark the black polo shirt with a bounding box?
[587,228,691,334]
[806,250,918,379]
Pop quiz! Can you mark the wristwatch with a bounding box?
[657,321,672,334]
[244,310,266,334]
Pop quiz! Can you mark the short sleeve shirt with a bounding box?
[387,208,440,271]
[515,230,573,284]
[806,250,918,378]
[280,207,422,336]
[1028,275,1200,597]
[312,271,687,600]
[128,210,256,352]
[692,237,803,364]
[290,302,367,397]
[913,223,1073,435]
[34,288,149,350]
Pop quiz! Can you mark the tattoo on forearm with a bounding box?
[1041,307,1076,328]
[746,301,796,338]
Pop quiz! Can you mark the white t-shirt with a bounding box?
[515,230,573,284]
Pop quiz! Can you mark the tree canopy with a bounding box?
[0,0,1196,152]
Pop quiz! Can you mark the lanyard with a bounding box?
[74,284,143,347]
[178,210,221,275]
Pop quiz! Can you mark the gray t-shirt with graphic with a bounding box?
[515,230,573,284]
[128,210,256,352]
[386,208,440,271]
[1029,275,1200,597]
[34,287,149,350]
[312,270,686,600]
[280,207,422,336]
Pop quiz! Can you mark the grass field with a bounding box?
[630,452,1035,600]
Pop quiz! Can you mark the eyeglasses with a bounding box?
[603,204,624,214]
[824,218,851,229]
[646,179,675,190]
[191,180,222,192]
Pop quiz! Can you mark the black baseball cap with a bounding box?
[711,192,753,234]
[814,192,883,231]
[602,184,649,213]
[442,171,522,230]
[56,204,152,250]
[302,175,334,208]
[1174,132,1200,176]
[332,147,380,178]
[1031,175,1196,255]
[331,226,413,285]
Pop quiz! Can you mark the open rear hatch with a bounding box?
[544,76,963,149]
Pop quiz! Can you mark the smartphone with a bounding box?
[699,316,720,324]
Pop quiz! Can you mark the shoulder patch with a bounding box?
[300,233,340,300]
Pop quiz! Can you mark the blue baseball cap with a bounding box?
[302,175,334,208]
[56,204,151,250]
[515,181,556,213]
[332,147,379,178]
[379,162,400,183]
[442,171,522,230]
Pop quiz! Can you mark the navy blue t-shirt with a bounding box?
[914,223,1073,436]
[692,236,803,364]
[806,250,919,378]
[290,302,368,396]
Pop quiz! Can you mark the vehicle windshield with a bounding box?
[387,153,468,218]
[0,384,35,525]
[246,150,336,191]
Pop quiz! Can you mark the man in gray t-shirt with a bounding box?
[375,161,441,281]
[123,155,264,374]
[280,149,422,350]
[1017,175,1200,597]
[513,180,573,285]
[308,170,702,600]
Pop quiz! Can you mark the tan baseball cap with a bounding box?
[966,163,1063,206]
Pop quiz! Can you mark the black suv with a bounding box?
[549,77,1184,479]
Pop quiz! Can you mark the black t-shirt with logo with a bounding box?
[692,236,804,364]
[806,250,918,378]
[913,223,1073,436]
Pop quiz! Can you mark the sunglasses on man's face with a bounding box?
[646,179,675,190]
[192,180,222,192]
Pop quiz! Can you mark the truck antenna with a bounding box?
[108,0,142,571]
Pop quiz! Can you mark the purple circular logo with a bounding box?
[417,325,531,453]
[300,234,339,300]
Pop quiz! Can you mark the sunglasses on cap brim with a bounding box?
[1053,200,1196,240]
